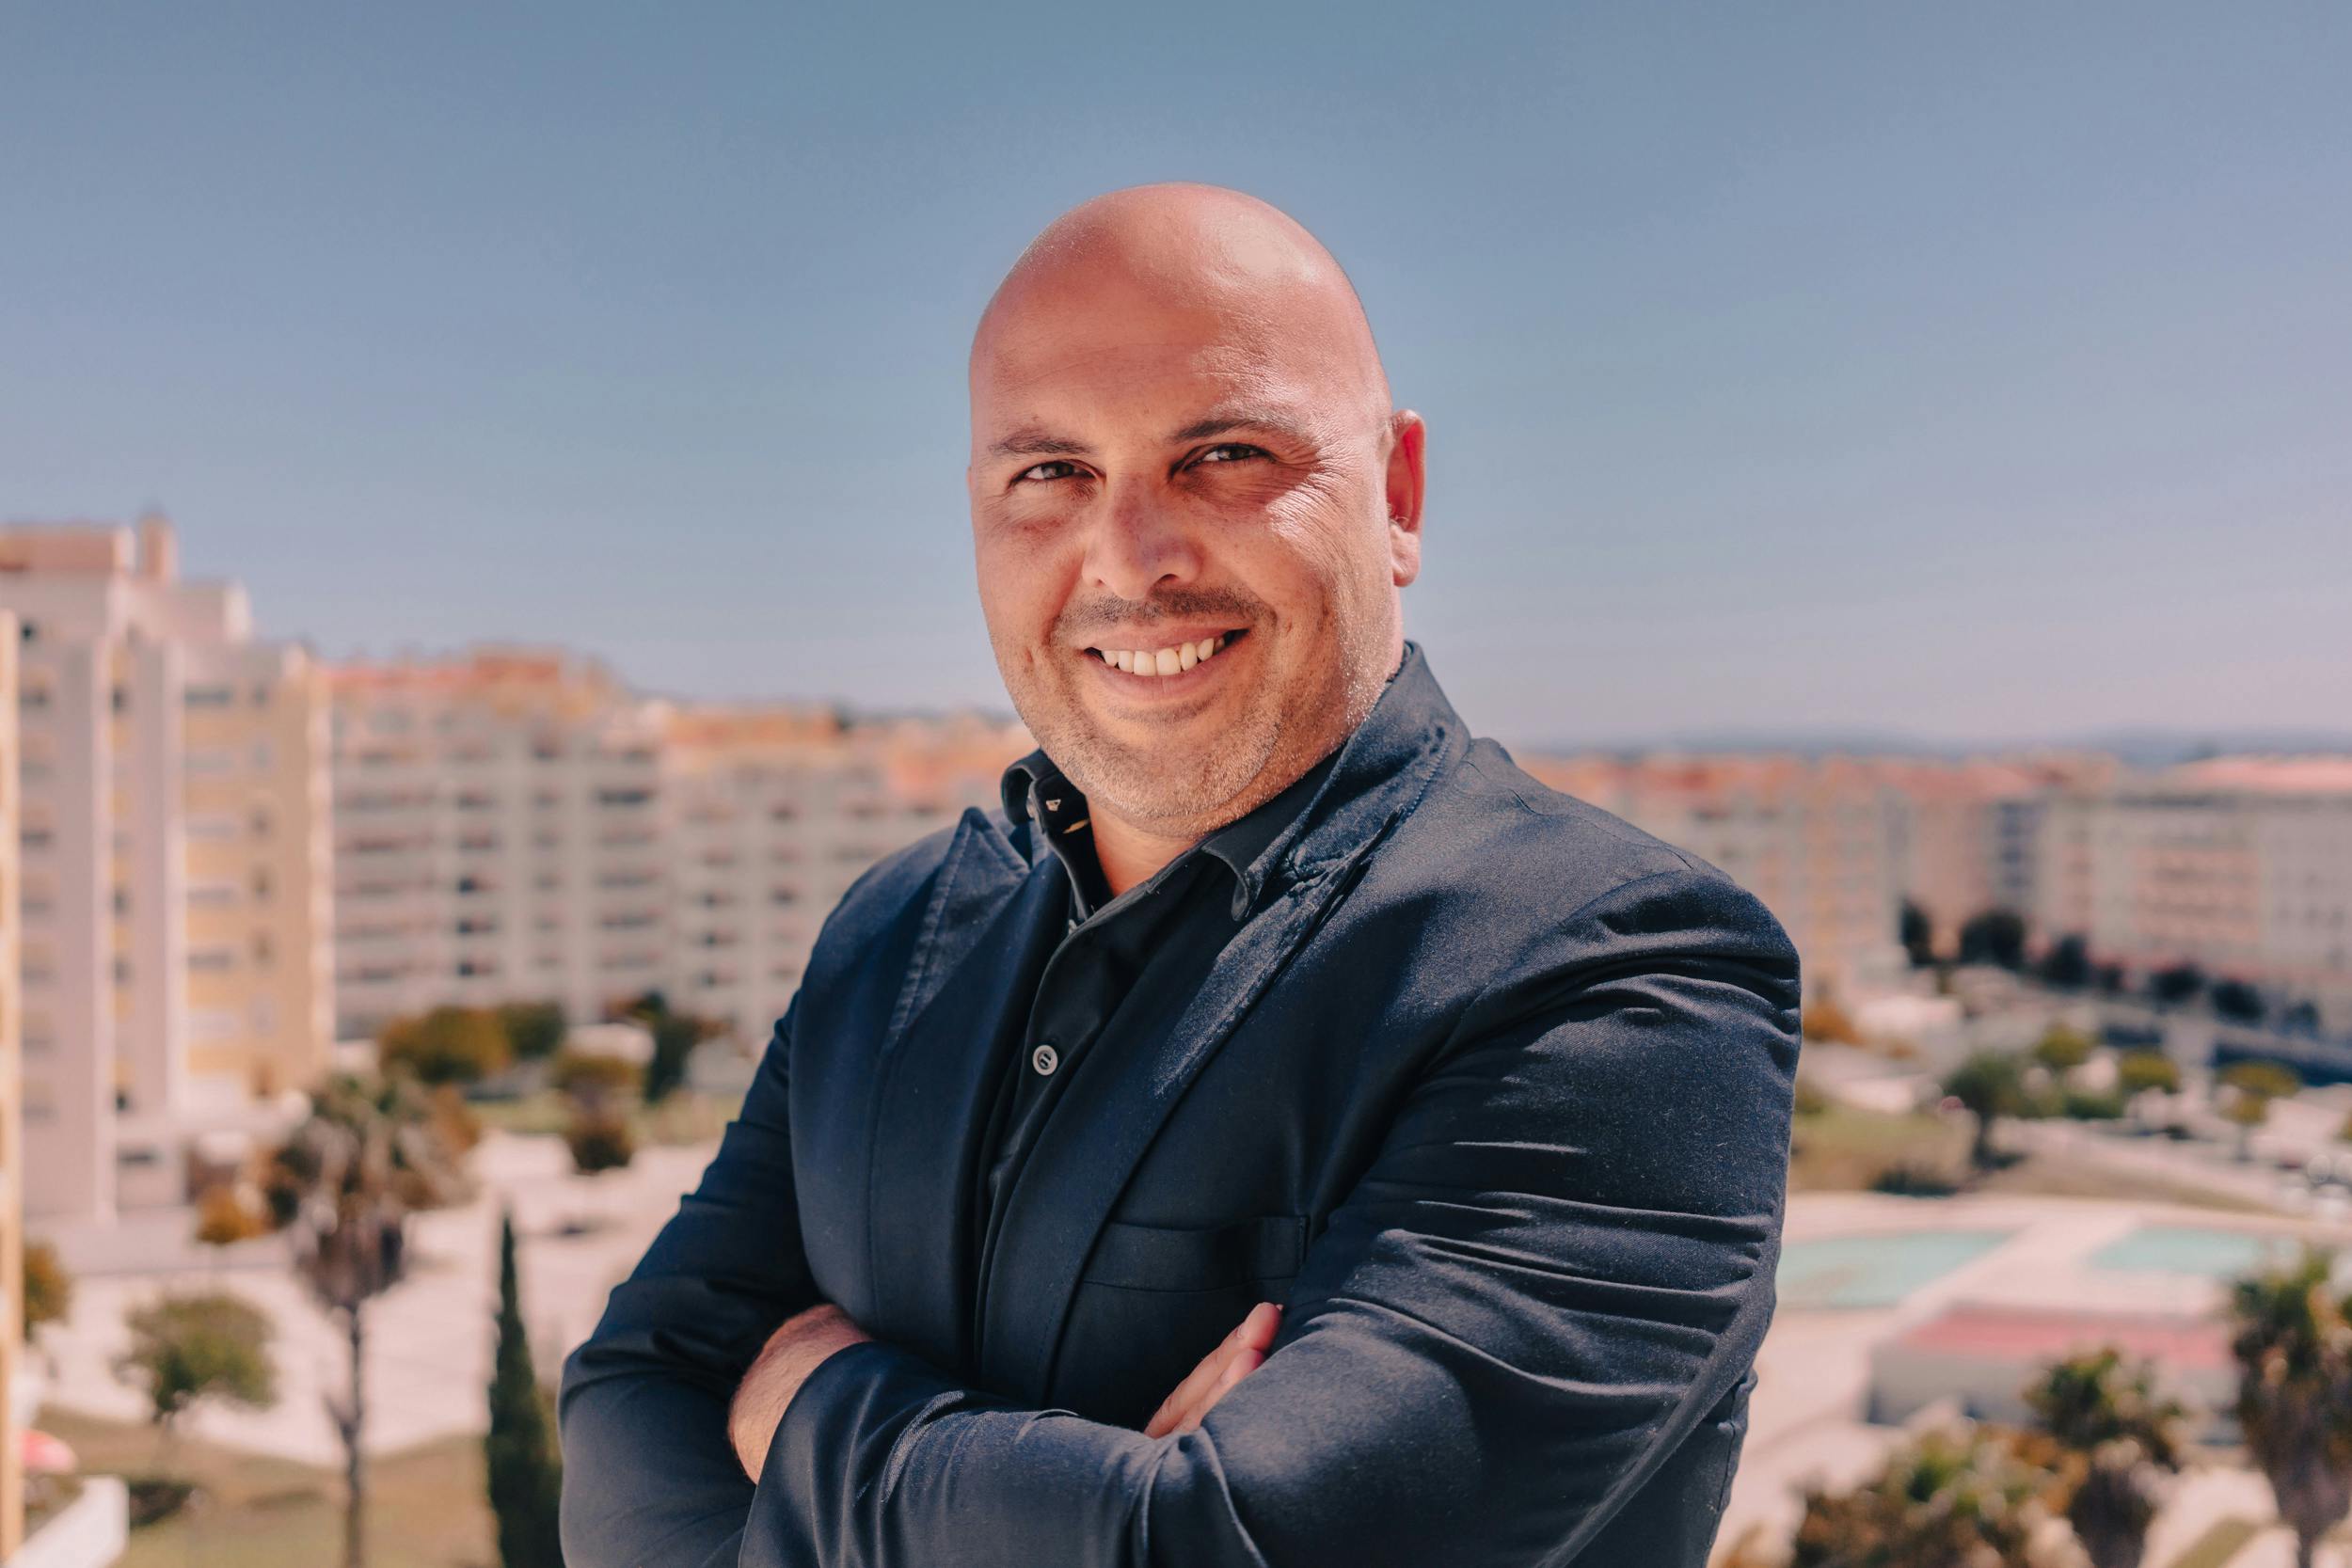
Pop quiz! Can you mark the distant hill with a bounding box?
[1507,726,2352,765]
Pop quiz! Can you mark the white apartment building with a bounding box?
[1518,752,1910,1000]
[328,648,1022,1045]
[328,649,672,1037]
[2037,757,2352,1030]
[661,707,1007,1044]
[0,516,332,1222]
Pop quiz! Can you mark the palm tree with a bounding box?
[2227,1247,2352,1568]
[1779,1420,2060,1567]
[261,1074,473,1568]
[2024,1347,2186,1568]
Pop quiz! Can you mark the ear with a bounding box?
[1383,408,1426,588]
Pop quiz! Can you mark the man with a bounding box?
[558,182,1802,1567]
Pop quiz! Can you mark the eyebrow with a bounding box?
[984,405,1318,461]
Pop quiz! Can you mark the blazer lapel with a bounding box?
[976,640,1469,1403]
[861,807,1054,1370]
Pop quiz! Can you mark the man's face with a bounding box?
[968,264,1417,837]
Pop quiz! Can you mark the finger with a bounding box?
[1202,1346,1264,1413]
[1146,1340,1241,1438]
[1172,1348,1263,1436]
[1146,1310,1263,1438]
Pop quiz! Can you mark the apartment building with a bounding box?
[660,706,1017,1043]
[1864,756,2118,958]
[0,517,331,1222]
[328,648,674,1037]
[0,609,23,1558]
[1518,751,1909,999]
[2037,757,2352,1029]
[328,647,1025,1044]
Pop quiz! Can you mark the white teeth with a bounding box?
[1097,631,1236,676]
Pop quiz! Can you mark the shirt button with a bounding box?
[1031,1041,1060,1076]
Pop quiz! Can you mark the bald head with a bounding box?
[971,182,1391,450]
[963,182,1425,894]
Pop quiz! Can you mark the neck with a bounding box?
[1088,810,1201,901]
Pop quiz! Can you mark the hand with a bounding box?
[1143,1301,1282,1439]
[728,1299,877,1480]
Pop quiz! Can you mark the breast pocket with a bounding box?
[1079,1212,1309,1292]
[1058,1212,1311,1426]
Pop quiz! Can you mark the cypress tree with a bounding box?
[486,1209,564,1568]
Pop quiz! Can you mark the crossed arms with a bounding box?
[556,865,1801,1568]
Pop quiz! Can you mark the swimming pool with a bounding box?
[2088,1225,2303,1279]
[1776,1228,2017,1310]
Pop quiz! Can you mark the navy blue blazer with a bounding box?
[558,639,1803,1567]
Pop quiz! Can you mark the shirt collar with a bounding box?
[997,638,1446,922]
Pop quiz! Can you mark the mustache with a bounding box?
[1059,593,1263,639]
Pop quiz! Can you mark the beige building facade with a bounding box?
[0,516,331,1222]
[328,647,1024,1048]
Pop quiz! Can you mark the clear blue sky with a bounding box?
[4,3,2344,750]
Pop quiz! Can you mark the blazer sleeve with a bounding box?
[556,992,825,1568]
[748,864,1804,1568]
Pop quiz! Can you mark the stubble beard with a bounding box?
[1009,606,1391,840]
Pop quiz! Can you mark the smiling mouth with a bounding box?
[1083,627,1248,677]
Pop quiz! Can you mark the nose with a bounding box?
[1082,478,1202,602]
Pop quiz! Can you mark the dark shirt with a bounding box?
[968,743,1343,1329]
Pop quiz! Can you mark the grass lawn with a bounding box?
[1789,1102,2270,1212]
[469,1085,732,1146]
[37,1406,498,1568]
[1788,1103,1969,1192]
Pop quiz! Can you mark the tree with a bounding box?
[548,1050,641,1105]
[1899,900,1935,967]
[613,990,724,1105]
[1958,908,2027,970]
[497,1001,568,1062]
[2213,977,2266,1025]
[486,1211,563,1568]
[114,1291,278,1471]
[1945,1050,2031,1169]
[2220,1060,2302,1161]
[379,1005,512,1086]
[261,1074,474,1568]
[193,1182,271,1256]
[2228,1248,2352,1568]
[2149,962,2206,1007]
[2036,933,2092,990]
[2025,1347,2185,1568]
[2032,1023,2096,1074]
[564,1102,636,1179]
[2116,1052,2181,1098]
[1779,1421,2059,1567]
[23,1240,71,1339]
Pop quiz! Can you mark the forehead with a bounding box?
[970,271,1358,439]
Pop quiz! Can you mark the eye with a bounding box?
[1016,460,1085,484]
[1193,443,1265,467]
